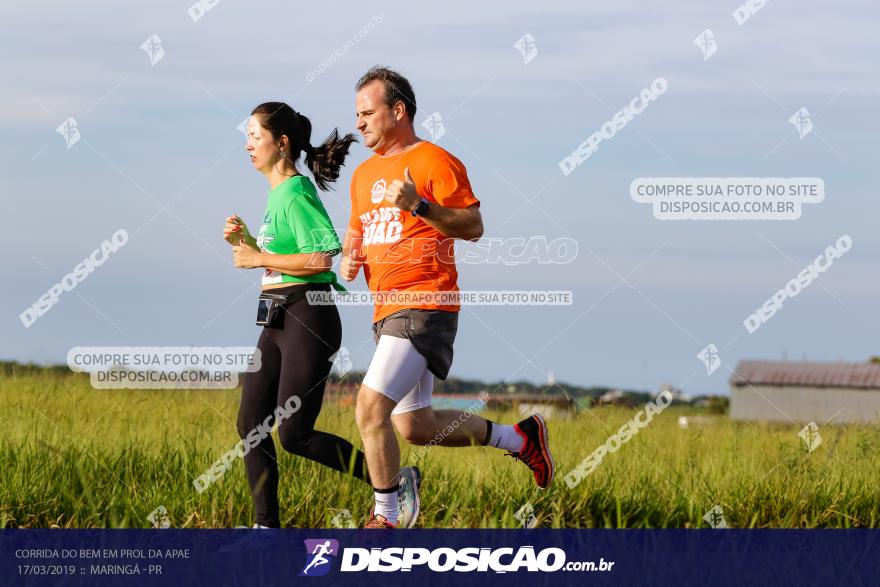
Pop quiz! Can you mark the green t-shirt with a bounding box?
[256,175,344,290]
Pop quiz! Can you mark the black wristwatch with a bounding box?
[411,198,430,217]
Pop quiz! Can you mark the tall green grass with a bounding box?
[2,371,878,528]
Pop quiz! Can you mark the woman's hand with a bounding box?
[224,214,254,245]
[232,241,263,269]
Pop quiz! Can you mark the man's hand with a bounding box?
[232,241,263,268]
[340,247,364,281]
[384,167,420,211]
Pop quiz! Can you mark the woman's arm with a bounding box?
[233,242,333,276]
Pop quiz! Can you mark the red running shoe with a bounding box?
[363,513,395,529]
[507,414,555,488]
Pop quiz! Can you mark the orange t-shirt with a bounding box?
[348,141,480,323]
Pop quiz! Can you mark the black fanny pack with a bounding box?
[256,283,331,328]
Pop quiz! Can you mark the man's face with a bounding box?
[355,81,401,151]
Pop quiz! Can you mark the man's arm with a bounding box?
[339,227,364,282]
[413,202,483,241]
[384,167,483,241]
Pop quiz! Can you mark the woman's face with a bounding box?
[245,115,285,174]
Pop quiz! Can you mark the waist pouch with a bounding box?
[256,283,331,328]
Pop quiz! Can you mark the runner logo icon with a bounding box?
[300,538,339,577]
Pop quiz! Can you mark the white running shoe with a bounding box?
[396,466,422,529]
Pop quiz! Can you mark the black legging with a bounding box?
[236,284,369,527]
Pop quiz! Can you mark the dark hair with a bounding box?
[355,66,417,122]
[250,102,357,191]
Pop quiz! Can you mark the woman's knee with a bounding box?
[236,409,259,440]
[278,427,312,455]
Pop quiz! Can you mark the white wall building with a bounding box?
[730,360,880,424]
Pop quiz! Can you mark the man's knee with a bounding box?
[356,384,393,432]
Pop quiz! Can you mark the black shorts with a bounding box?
[371,309,458,380]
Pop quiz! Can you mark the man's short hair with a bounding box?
[356,66,417,121]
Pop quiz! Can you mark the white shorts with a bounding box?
[362,335,433,415]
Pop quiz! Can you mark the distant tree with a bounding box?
[707,396,729,415]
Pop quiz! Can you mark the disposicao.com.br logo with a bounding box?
[301,540,614,575]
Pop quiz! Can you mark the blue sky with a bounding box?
[2,1,878,396]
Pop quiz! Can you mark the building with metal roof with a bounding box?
[729,360,880,424]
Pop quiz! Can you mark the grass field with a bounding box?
[2,369,879,529]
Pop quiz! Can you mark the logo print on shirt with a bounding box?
[370,179,387,204]
[360,207,403,246]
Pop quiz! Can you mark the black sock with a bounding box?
[373,483,399,493]
[481,420,493,446]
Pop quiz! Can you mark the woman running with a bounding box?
[222,102,379,528]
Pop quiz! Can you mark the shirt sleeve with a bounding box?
[286,193,342,255]
[427,152,479,209]
[347,168,361,235]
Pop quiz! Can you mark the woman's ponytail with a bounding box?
[250,102,357,191]
[304,129,358,191]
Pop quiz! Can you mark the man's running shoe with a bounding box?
[364,513,395,529]
[507,414,554,488]
[397,466,422,529]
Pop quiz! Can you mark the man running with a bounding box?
[340,66,554,529]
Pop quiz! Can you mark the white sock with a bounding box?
[489,423,524,453]
[373,486,399,525]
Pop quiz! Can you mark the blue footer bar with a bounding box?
[3,529,879,586]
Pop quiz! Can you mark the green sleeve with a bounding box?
[286,193,342,255]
